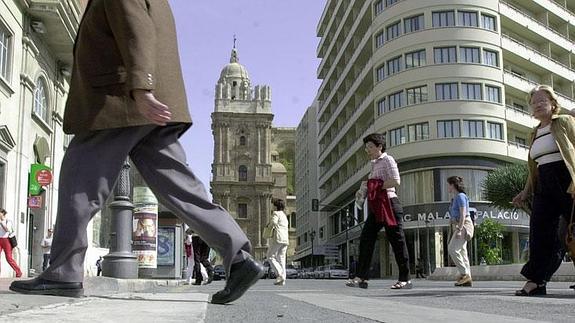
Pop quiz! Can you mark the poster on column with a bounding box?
[132,187,159,268]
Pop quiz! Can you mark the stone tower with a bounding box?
[210,47,274,260]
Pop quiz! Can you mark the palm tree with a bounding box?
[482,163,531,215]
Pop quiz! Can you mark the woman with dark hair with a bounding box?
[265,199,290,286]
[447,176,474,287]
[512,85,575,296]
[0,208,22,278]
[346,133,411,289]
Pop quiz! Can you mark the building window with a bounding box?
[388,91,403,111]
[239,136,246,146]
[375,0,384,15]
[483,49,499,67]
[462,120,484,138]
[435,83,458,101]
[462,83,482,100]
[437,120,460,138]
[386,21,401,41]
[406,85,428,105]
[460,47,480,63]
[0,25,12,81]
[432,11,455,27]
[63,134,74,150]
[33,78,49,123]
[376,64,385,82]
[434,47,457,64]
[297,236,301,246]
[389,127,406,147]
[458,11,478,27]
[482,14,496,31]
[377,98,386,116]
[405,49,426,69]
[487,122,503,140]
[385,0,398,7]
[319,226,324,239]
[237,203,248,219]
[408,122,429,142]
[238,165,248,181]
[486,85,501,103]
[516,137,527,146]
[304,232,308,243]
[404,14,424,33]
[375,31,385,48]
[386,56,401,76]
[290,212,296,229]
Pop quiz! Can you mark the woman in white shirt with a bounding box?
[0,208,22,277]
[265,199,290,286]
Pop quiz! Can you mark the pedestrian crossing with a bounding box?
[0,293,209,323]
[279,293,548,323]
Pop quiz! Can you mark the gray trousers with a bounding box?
[41,124,250,282]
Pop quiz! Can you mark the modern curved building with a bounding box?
[302,0,575,277]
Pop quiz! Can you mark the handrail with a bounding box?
[500,1,573,47]
[502,34,574,74]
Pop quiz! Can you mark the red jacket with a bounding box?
[367,179,397,226]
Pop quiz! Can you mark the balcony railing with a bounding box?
[500,1,573,48]
[502,34,575,75]
[508,141,529,149]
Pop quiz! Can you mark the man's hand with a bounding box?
[133,89,172,126]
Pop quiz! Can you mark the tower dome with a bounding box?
[219,48,250,82]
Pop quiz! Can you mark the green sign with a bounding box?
[29,164,52,196]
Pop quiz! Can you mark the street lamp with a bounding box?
[102,159,138,278]
[310,230,316,268]
[345,207,351,272]
[425,218,431,277]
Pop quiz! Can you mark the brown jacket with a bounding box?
[525,114,575,196]
[64,0,192,134]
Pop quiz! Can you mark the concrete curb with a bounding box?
[84,276,184,295]
[429,262,575,281]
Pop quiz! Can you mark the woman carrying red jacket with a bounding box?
[346,133,411,289]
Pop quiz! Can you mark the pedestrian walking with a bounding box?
[184,230,194,285]
[447,176,474,287]
[41,228,53,271]
[346,133,411,289]
[192,234,214,285]
[10,0,264,303]
[0,208,22,278]
[512,85,575,296]
[264,199,290,286]
[95,256,103,276]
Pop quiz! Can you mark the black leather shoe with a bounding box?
[10,277,84,298]
[211,258,264,304]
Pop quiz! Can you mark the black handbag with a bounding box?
[8,235,17,248]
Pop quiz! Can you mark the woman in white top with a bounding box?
[0,208,22,277]
[512,85,575,296]
[265,199,290,286]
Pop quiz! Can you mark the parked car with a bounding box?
[286,265,298,279]
[301,267,313,279]
[323,265,349,279]
[314,266,326,279]
[212,265,226,281]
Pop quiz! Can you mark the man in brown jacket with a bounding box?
[10,0,264,304]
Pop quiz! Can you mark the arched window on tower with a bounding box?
[238,165,247,181]
[239,136,246,146]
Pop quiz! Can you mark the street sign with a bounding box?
[28,196,43,209]
[36,169,53,185]
[28,164,52,196]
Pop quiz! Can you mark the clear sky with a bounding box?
[167,0,326,193]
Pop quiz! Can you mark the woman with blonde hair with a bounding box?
[513,85,575,296]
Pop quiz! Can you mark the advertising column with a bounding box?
[132,187,158,270]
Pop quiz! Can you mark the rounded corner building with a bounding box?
[309,0,575,278]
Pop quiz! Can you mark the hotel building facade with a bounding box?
[309,0,575,277]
